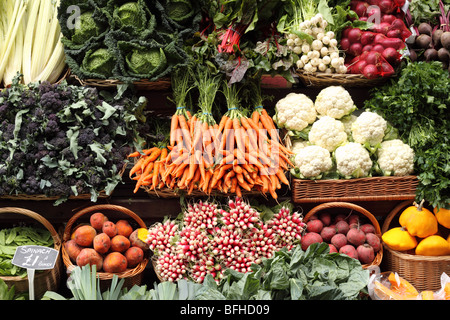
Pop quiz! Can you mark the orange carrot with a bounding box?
[129,157,146,177]
[170,115,179,147]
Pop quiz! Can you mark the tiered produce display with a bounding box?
[0,0,450,302]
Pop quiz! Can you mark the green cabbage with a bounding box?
[82,47,116,77]
[126,47,167,75]
[113,2,145,29]
[72,11,105,44]
[166,0,194,23]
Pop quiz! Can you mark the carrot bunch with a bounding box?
[128,70,293,199]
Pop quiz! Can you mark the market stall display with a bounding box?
[0,0,449,301]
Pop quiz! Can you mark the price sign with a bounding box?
[12,245,59,300]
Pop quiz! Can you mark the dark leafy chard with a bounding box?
[365,61,450,210]
[0,74,148,205]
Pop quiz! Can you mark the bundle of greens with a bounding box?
[58,0,200,82]
[365,61,450,210]
[0,75,147,204]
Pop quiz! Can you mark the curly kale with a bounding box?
[0,75,148,204]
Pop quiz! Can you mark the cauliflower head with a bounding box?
[351,111,387,146]
[274,93,317,132]
[335,142,373,178]
[291,139,309,154]
[314,86,356,119]
[294,145,333,179]
[308,116,348,152]
[340,114,358,136]
[377,139,415,176]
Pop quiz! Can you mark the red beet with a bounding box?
[335,220,350,235]
[360,223,376,234]
[363,64,379,79]
[307,219,324,233]
[328,244,338,253]
[319,212,332,226]
[357,244,375,264]
[300,232,323,251]
[365,233,381,252]
[339,244,359,260]
[347,228,366,246]
[361,31,376,45]
[348,28,363,44]
[331,233,348,250]
[321,226,337,243]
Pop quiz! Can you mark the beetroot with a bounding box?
[335,220,350,235]
[365,233,381,252]
[348,214,360,226]
[357,244,375,264]
[361,31,376,45]
[349,42,363,56]
[381,14,397,24]
[307,219,324,233]
[380,62,395,77]
[353,1,369,17]
[339,245,359,260]
[378,0,396,14]
[319,212,331,226]
[328,244,338,253]
[363,64,379,79]
[350,60,368,74]
[372,44,385,53]
[321,226,337,243]
[386,29,402,39]
[331,233,348,250]
[382,47,400,65]
[360,223,376,234]
[365,51,382,65]
[334,214,348,223]
[348,28,363,44]
[340,38,351,51]
[300,232,323,251]
[347,228,366,246]
[379,22,392,35]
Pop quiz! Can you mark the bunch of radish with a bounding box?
[300,211,382,266]
[405,0,450,72]
[288,13,348,74]
[340,0,411,78]
[145,197,306,283]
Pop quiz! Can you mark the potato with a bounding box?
[93,233,111,254]
[76,248,103,270]
[103,252,128,273]
[125,246,144,268]
[116,220,133,238]
[90,212,108,231]
[102,221,118,238]
[64,239,83,262]
[111,235,131,252]
[73,225,97,247]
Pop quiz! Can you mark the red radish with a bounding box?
[347,28,363,43]
[372,44,385,53]
[339,245,359,260]
[387,29,402,39]
[354,1,369,17]
[379,22,392,35]
[382,14,397,24]
[361,31,376,45]
[377,36,405,50]
[378,0,395,14]
[340,38,351,51]
[363,64,379,79]
[349,42,363,56]
[342,27,352,39]
[350,60,368,74]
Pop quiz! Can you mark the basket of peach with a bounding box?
[61,204,149,289]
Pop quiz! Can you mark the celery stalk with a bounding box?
[30,0,52,82]
[22,0,40,84]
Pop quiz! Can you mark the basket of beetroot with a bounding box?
[300,202,383,269]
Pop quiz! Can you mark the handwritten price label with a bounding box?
[12,245,59,270]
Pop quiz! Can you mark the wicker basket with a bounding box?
[0,207,62,299]
[292,176,419,203]
[381,200,450,292]
[151,256,164,282]
[296,70,391,88]
[304,202,383,269]
[62,204,148,290]
[73,74,171,91]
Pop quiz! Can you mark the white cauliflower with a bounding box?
[294,145,333,179]
[340,114,358,137]
[308,116,347,152]
[351,111,387,146]
[377,139,415,176]
[335,142,373,178]
[291,139,309,154]
[314,86,356,119]
[274,93,317,132]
